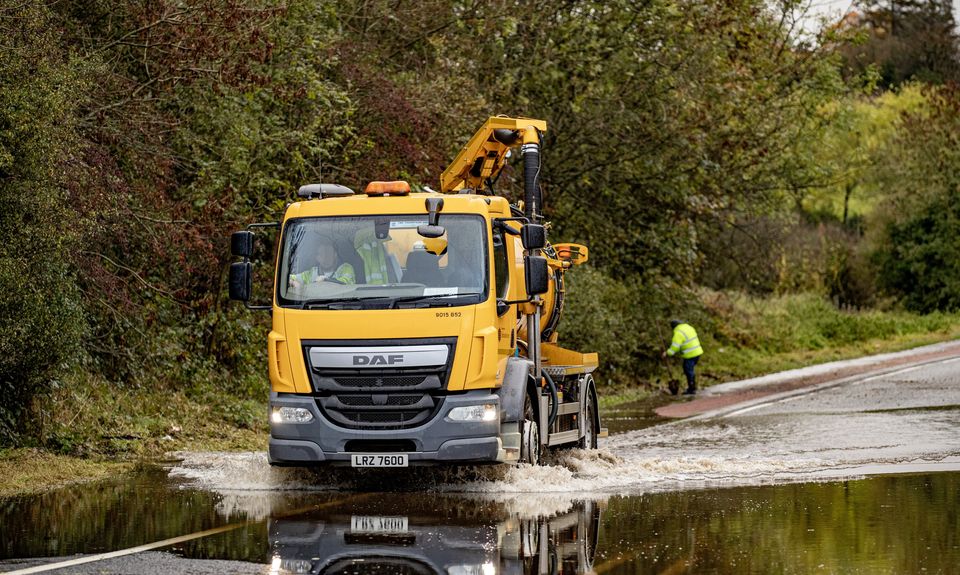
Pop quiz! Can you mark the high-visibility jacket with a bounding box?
[290,262,355,286]
[667,323,703,359]
[355,229,390,285]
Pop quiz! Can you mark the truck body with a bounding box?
[229,117,603,467]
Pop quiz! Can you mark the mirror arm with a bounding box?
[493,217,527,235]
[498,296,533,305]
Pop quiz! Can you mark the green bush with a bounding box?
[559,266,694,386]
[870,85,960,312]
[0,3,86,441]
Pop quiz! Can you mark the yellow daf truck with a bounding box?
[229,117,602,467]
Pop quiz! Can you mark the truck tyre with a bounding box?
[520,392,542,465]
[578,389,598,449]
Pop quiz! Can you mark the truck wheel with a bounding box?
[578,391,597,449]
[520,392,541,465]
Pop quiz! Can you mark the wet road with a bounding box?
[2,356,959,574]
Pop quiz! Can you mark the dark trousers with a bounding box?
[682,356,700,390]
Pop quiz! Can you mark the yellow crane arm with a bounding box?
[440,116,547,194]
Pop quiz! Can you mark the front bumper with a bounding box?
[268,390,517,466]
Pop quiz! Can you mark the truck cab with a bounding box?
[229,117,602,468]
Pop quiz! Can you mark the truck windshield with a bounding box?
[277,214,487,308]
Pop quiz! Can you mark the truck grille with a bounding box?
[325,558,430,575]
[316,393,442,430]
[338,395,424,407]
[303,338,456,430]
[332,375,427,388]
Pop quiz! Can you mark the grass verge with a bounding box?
[3,375,267,497]
[700,291,960,383]
[33,373,269,459]
[0,448,133,498]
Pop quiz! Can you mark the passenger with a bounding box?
[288,236,355,291]
[354,225,391,285]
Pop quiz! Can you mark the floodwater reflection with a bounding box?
[267,496,601,575]
[1,470,958,574]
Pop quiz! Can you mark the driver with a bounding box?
[288,236,355,291]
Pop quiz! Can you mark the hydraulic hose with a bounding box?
[522,142,541,222]
[543,370,559,428]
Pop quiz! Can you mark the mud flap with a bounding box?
[500,357,535,422]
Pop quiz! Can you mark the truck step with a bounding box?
[546,430,580,446]
[555,402,580,416]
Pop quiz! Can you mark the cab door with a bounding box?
[493,227,517,364]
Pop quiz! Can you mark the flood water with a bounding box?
[3,359,959,574]
[2,467,959,574]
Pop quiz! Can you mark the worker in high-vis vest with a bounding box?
[354,226,391,285]
[662,319,704,395]
[288,236,356,292]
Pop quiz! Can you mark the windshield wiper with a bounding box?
[299,293,481,310]
[300,296,391,310]
[390,293,481,309]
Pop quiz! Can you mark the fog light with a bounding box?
[447,404,498,422]
[271,406,314,424]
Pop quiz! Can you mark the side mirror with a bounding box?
[521,224,546,251]
[231,231,254,258]
[419,196,446,238]
[524,256,550,296]
[229,262,253,301]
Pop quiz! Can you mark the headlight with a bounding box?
[448,564,496,575]
[271,406,314,424]
[447,404,498,422]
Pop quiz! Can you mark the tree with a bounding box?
[0,2,86,439]
[871,85,960,311]
[842,1,960,87]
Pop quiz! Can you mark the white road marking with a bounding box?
[1,523,249,575]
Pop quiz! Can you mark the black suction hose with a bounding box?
[543,370,559,428]
[523,142,541,222]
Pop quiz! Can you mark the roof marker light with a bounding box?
[365,181,411,196]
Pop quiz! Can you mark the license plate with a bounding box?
[351,453,408,467]
[351,515,409,533]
